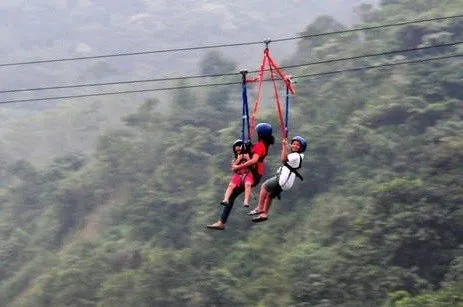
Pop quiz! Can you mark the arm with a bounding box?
[281,138,289,162]
[232,154,259,171]
[232,154,245,166]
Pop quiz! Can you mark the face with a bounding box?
[234,145,242,154]
[291,140,301,152]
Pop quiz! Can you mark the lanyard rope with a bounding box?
[240,70,251,143]
[241,40,296,140]
[268,59,286,138]
[247,54,267,139]
[285,82,290,138]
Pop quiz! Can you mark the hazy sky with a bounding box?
[0,0,378,60]
[0,0,378,107]
[0,0,378,162]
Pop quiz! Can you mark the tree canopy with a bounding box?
[1,1,462,306]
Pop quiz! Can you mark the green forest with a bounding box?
[1,0,462,306]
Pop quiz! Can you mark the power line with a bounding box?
[283,41,462,70]
[0,53,460,105]
[0,81,236,105]
[295,53,462,80]
[1,41,460,94]
[272,14,463,43]
[0,14,461,68]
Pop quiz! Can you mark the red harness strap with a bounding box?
[266,52,295,94]
[246,45,296,139]
[247,53,267,139]
[268,61,287,138]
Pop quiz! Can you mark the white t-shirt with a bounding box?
[278,152,304,190]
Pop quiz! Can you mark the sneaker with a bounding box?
[220,200,230,207]
[243,202,249,207]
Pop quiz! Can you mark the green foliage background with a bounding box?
[1,1,462,306]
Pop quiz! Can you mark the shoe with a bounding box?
[220,200,229,207]
[247,208,262,216]
[243,202,249,207]
[252,215,268,223]
[206,224,225,230]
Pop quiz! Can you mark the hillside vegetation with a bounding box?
[1,0,462,306]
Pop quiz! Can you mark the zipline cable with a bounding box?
[1,41,461,94]
[0,14,461,68]
[0,53,460,105]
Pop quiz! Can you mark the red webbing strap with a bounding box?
[267,54,286,138]
[267,53,295,94]
[249,50,268,138]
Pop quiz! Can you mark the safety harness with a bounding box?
[272,153,303,200]
[240,40,295,144]
[237,40,296,187]
[282,154,304,181]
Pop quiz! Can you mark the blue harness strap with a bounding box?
[240,70,251,144]
[284,76,295,139]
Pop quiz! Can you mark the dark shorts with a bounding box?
[252,174,262,187]
[263,176,282,199]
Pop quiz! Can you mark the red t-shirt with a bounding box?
[252,141,267,175]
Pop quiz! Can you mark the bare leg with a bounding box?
[243,182,252,206]
[252,194,273,222]
[207,186,244,229]
[222,182,236,203]
[259,196,273,218]
[256,185,269,212]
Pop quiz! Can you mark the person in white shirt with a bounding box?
[249,135,307,223]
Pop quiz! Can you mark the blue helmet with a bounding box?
[255,122,273,138]
[291,136,307,153]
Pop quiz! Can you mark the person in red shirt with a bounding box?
[207,123,275,230]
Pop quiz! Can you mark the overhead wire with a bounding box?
[0,14,461,68]
[0,14,461,104]
[0,41,461,94]
[271,14,463,43]
[0,53,460,105]
[295,53,462,80]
